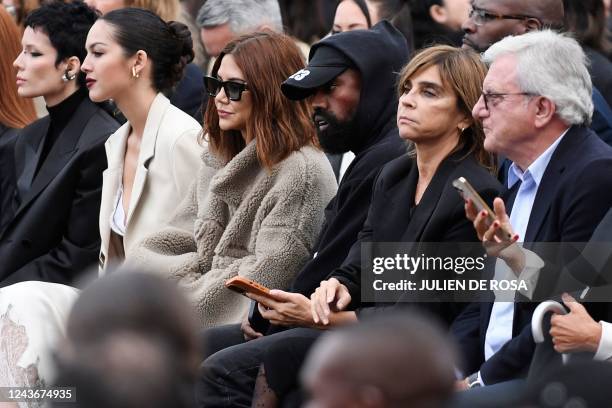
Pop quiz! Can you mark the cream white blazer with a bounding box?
[99,93,204,271]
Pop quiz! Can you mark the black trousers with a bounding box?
[196,325,322,408]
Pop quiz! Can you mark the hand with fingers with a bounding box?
[465,197,525,273]
[550,293,602,354]
[246,290,315,328]
[310,278,352,325]
[241,312,264,341]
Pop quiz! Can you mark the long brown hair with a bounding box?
[203,31,317,170]
[398,45,495,172]
[0,6,36,129]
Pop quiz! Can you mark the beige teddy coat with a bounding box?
[131,140,337,327]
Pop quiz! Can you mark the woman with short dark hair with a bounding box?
[2,0,119,284]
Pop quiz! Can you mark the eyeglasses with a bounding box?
[468,6,539,27]
[203,75,249,101]
[481,91,535,110]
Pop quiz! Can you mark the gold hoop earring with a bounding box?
[131,66,140,78]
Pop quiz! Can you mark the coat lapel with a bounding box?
[15,118,49,200]
[376,159,417,241]
[524,126,581,242]
[400,151,463,242]
[99,124,129,251]
[126,93,169,223]
[13,100,97,218]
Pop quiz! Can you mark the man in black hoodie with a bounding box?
[195,21,408,408]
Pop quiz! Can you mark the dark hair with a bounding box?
[368,0,415,49]
[564,0,612,57]
[101,8,194,92]
[65,270,200,377]
[409,0,464,49]
[204,31,317,169]
[278,0,328,44]
[24,0,98,88]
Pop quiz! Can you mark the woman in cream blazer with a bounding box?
[98,93,207,269]
[81,10,212,270]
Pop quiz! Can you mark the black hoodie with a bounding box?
[309,20,410,154]
[287,21,410,300]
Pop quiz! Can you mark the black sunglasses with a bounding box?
[203,75,249,101]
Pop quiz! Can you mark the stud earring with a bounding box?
[131,66,140,78]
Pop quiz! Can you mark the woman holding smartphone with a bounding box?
[198,45,503,407]
[131,31,337,328]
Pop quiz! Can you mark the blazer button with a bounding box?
[21,239,32,248]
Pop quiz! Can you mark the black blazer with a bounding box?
[332,148,502,327]
[452,125,612,384]
[0,98,119,286]
[0,125,19,232]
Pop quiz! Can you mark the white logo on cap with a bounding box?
[289,69,310,81]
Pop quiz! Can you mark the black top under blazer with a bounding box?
[331,147,503,327]
[0,97,119,286]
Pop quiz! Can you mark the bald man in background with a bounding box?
[460,0,612,145]
[301,313,457,408]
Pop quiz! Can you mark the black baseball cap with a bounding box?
[281,45,353,100]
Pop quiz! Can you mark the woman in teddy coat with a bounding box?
[130,31,337,327]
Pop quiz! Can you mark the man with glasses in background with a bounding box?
[461,0,563,53]
[460,0,612,146]
[452,29,612,401]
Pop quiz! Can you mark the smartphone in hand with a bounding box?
[453,177,514,241]
[225,276,273,299]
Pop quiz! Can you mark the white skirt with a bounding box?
[0,281,79,402]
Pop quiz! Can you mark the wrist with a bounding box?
[315,311,357,329]
[501,245,525,274]
[588,321,603,353]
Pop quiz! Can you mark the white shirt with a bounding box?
[483,129,569,371]
[338,151,356,182]
[110,185,127,237]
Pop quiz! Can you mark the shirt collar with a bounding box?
[508,127,570,189]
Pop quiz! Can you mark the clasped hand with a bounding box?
[246,290,314,327]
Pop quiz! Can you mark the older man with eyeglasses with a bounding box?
[451,30,612,405]
[460,0,612,148]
